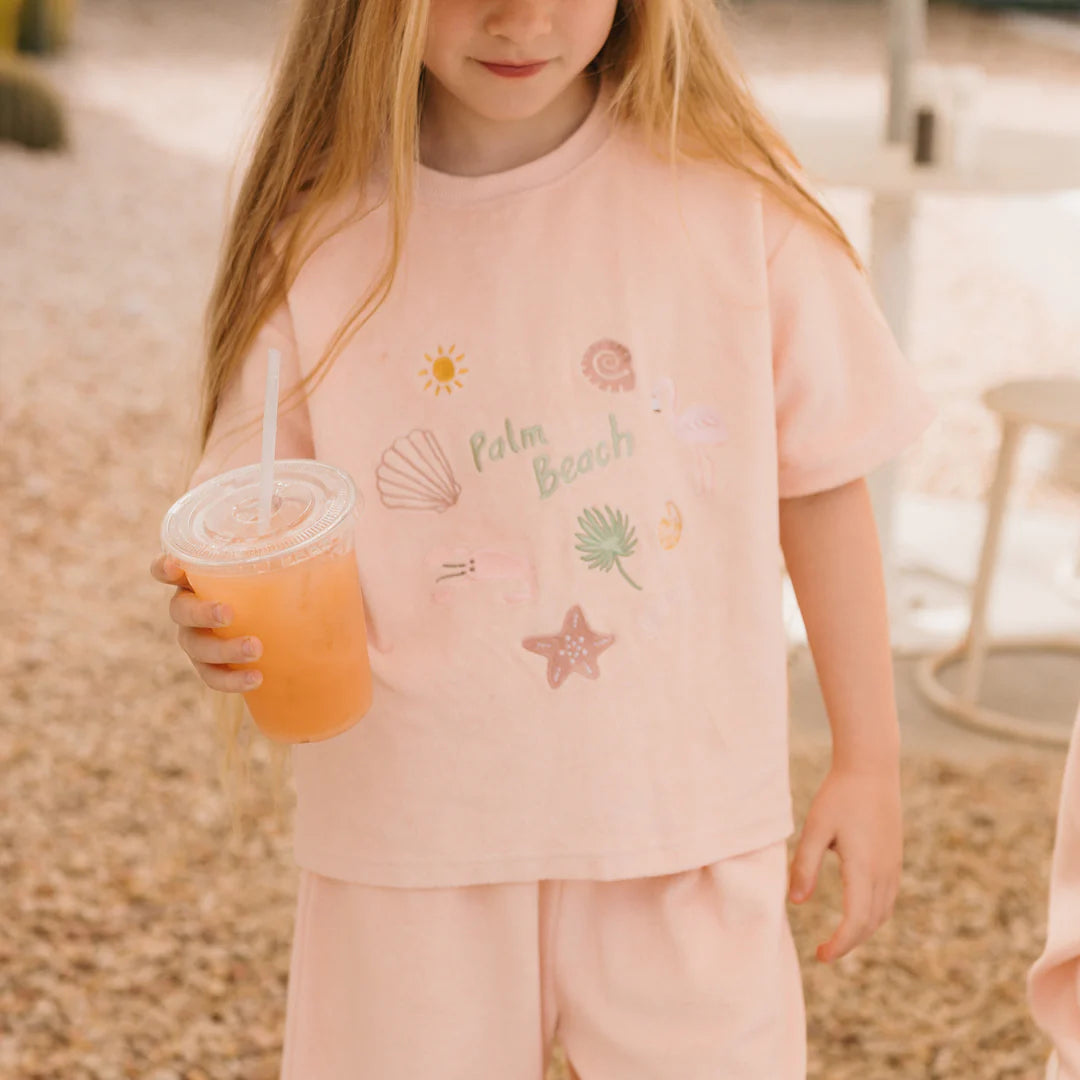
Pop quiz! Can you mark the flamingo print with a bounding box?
[649,376,728,493]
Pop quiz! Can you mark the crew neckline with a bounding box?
[415,75,614,205]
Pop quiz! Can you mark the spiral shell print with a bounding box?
[581,339,635,393]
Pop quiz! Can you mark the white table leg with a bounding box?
[961,421,1023,702]
[886,0,927,143]
[869,0,926,630]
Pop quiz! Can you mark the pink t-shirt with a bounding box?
[1029,702,1080,1079]
[191,82,937,887]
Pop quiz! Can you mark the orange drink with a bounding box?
[187,548,371,742]
[162,460,372,743]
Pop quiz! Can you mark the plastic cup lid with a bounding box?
[161,459,358,570]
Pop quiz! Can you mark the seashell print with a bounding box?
[376,429,462,512]
[581,339,635,393]
[658,501,683,550]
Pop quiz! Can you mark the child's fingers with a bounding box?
[866,871,898,934]
[178,626,262,667]
[193,660,263,694]
[153,554,258,693]
[788,815,832,903]
[878,874,900,927]
[817,868,873,963]
[150,554,190,590]
[868,880,889,935]
[170,588,232,630]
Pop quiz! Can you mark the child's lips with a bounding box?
[477,60,549,78]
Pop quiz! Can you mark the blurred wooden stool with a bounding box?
[915,378,1080,746]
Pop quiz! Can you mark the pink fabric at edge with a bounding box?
[1029,701,1080,1079]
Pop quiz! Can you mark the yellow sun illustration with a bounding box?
[419,344,469,396]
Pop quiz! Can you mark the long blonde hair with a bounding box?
[198,0,860,463]
[197,0,861,830]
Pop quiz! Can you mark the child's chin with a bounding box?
[465,89,556,123]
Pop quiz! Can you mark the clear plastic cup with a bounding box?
[161,460,372,744]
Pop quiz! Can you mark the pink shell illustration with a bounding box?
[376,429,461,512]
[581,339,635,393]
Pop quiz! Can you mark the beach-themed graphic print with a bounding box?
[532,413,635,501]
[649,377,728,494]
[581,339,635,393]
[376,429,462,512]
[575,506,642,591]
[419,345,469,396]
[522,605,615,689]
[426,547,537,604]
[658,501,683,550]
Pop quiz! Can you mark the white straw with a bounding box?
[258,347,282,531]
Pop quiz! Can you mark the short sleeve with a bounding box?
[766,199,937,499]
[187,301,315,491]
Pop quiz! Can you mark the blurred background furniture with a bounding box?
[765,0,1080,645]
[915,378,1080,746]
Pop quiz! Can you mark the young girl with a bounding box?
[1029,699,1080,1080]
[150,0,936,1075]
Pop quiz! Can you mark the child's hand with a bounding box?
[787,764,902,963]
[149,554,263,693]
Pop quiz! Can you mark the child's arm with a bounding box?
[778,475,903,963]
[153,303,315,695]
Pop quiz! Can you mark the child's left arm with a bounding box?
[778,475,902,964]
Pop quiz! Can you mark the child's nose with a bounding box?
[484,0,554,44]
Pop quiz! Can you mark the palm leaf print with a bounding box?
[574,505,642,591]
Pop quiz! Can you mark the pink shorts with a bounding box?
[280,839,806,1079]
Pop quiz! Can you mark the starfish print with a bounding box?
[522,605,615,690]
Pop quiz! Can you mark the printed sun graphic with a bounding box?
[419,345,469,396]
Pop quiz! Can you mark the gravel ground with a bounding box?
[2,1,1078,1077]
